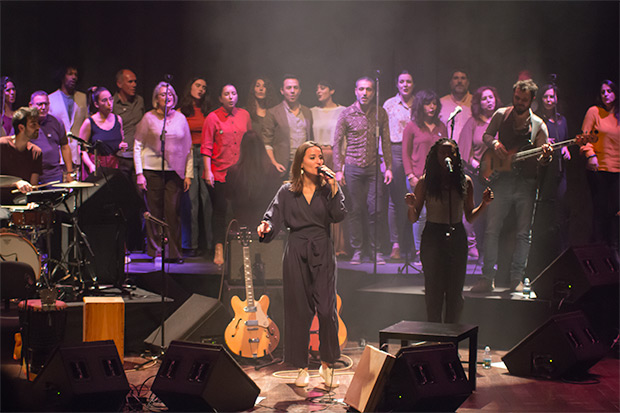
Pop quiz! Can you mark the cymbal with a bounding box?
[0,175,22,187]
[53,181,97,188]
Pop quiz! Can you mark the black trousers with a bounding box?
[282,232,340,368]
[420,222,467,324]
[207,181,229,245]
[587,170,619,251]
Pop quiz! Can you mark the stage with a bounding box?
[1,252,618,411]
[112,253,558,352]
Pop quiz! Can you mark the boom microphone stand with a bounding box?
[373,70,380,275]
[157,75,173,356]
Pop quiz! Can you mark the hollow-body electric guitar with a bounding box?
[224,230,280,358]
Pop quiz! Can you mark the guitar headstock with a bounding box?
[576,130,599,145]
[239,227,253,247]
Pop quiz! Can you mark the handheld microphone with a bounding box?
[318,166,335,179]
[445,157,454,173]
[447,106,462,123]
[164,74,173,82]
[144,211,169,228]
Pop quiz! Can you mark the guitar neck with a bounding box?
[242,245,255,309]
[513,138,577,162]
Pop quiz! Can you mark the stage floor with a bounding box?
[2,251,617,411]
[2,342,618,412]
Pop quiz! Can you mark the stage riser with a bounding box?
[348,290,554,350]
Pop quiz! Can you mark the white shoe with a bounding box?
[319,365,339,388]
[295,368,309,387]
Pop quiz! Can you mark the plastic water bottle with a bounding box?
[523,277,531,298]
[483,346,492,369]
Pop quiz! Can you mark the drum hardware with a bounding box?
[22,188,69,205]
[54,186,99,294]
[39,288,58,311]
[0,175,22,188]
[3,181,99,296]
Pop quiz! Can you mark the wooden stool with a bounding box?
[18,299,68,377]
[379,320,478,391]
[83,297,125,362]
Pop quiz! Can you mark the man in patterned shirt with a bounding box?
[333,77,393,265]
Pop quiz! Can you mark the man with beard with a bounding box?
[333,76,393,265]
[470,79,552,293]
[0,107,43,204]
[48,65,87,169]
[439,70,472,143]
[262,74,313,177]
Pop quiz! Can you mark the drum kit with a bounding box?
[0,175,100,297]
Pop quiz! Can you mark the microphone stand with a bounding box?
[1,77,6,133]
[549,76,562,172]
[449,117,456,141]
[373,70,380,275]
[157,78,172,356]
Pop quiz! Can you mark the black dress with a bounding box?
[261,182,346,368]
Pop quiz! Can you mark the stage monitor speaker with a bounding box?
[377,343,471,412]
[531,244,618,304]
[151,340,260,412]
[144,294,231,351]
[31,340,129,412]
[502,311,607,379]
[345,345,395,412]
[227,230,284,285]
[79,167,144,223]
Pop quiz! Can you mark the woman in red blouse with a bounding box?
[179,77,212,256]
[201,84,252,265]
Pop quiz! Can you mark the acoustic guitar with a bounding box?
[479,132,597,184]
[224,230,280,358]
[308,294,347,356]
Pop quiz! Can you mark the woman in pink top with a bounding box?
[581,80,619,250]
[201,84,252,265]
[402,89,448,258]
[458,86,502,260]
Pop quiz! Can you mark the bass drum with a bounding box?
[0,232,41,280]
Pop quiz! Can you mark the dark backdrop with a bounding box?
[2,1,618,137]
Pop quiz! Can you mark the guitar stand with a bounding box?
[253,352,282,371]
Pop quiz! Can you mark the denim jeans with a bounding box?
[188,145,212,250]
[388,144,414,252]
[344,163,387,254]
[406,178,426,254]
[482,173,537,283]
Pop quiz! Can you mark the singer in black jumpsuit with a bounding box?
[259,143,346,369]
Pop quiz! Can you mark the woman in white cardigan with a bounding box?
[134,81,193,263]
